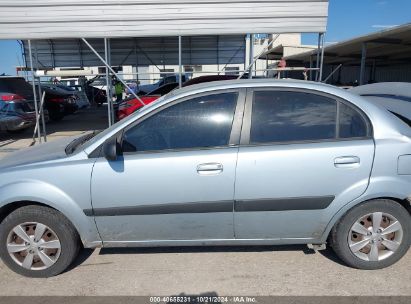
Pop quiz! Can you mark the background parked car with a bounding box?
[136,74,187,95]
[0,77,78,122]
[81,76,108,106]
[117,82,179,120]
[40,84,78,121]
[0,93,37,133]
[117,75,246,120]
[54,84,90,109]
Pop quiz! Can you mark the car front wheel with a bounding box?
[331,199,411,269]
[0,205,80,277]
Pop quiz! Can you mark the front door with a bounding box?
[91,90,245,243]
[234,89,375,240]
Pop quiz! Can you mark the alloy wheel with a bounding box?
[6,222,61,270]
[348,212,403,262]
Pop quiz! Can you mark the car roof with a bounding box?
[167,78,341,99]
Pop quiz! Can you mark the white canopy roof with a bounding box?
[0,0,328,39]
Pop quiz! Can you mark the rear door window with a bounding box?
[249,90,371,144]
[250,91,337,143]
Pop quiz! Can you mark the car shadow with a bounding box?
[99,244,316,255]
[318,247,349,267]
[64,245,350,272]
[66,248,96,272]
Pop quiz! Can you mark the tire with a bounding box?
[0,205,80,277]
[331,199,411,270]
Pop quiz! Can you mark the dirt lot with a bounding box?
[0,106,410,296]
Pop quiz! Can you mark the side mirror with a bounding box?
[102,137,120,161]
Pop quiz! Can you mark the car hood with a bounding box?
[0,135,82,171]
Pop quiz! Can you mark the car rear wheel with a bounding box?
[0,205,80,277]
[331,199,411,269]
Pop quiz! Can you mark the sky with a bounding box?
[0,0,410,75]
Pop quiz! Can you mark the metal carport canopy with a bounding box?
[21,36,248,68]
[284,23,411,65]
[0,0,328,39]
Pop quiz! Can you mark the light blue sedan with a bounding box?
[0,79,410,277]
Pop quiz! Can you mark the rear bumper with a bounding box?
[0,116,35,131]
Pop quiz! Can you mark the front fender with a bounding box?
[0,180,102,247]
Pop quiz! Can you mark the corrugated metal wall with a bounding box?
[0,0,328,39]
[322,64,411,85]
[22,36,246,68]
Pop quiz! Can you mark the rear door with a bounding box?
[234,88,375,240]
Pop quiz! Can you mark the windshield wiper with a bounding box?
[65,131,99,155]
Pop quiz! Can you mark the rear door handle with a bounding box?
[197,163,223,175]
[334,156,360,168]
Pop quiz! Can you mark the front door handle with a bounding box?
[197,163,223,175]
[334,156,360,168]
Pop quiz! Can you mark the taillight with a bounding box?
[1,94,25,101]
[49,97,64,103]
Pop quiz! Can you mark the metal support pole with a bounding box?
[35,43,47,142]
[323,64,342,83]
[243,36,247,73]
[248,34,254,79]
[178,36,182,88]
[360,42,367,85]
[82,38,144,104]
[104,38,112,126]
[238,34,279,80]
[134,39,139,86]
[309,56,313,81]
[28,40,41,143]
[315,33,321,81]
[371,59,377,82]
[31,91,46,146]
[107,39,115,124]
[82,38,146,124]
[318,33,325,82]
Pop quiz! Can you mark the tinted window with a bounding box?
[122,92,238,152]
[339,102,368,138]
[250,91,337,143]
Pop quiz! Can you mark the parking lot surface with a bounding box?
[0,246,410,296]
[0,106,410,296]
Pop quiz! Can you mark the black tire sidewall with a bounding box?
[332,199,411,270]
[0,206,79,278]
